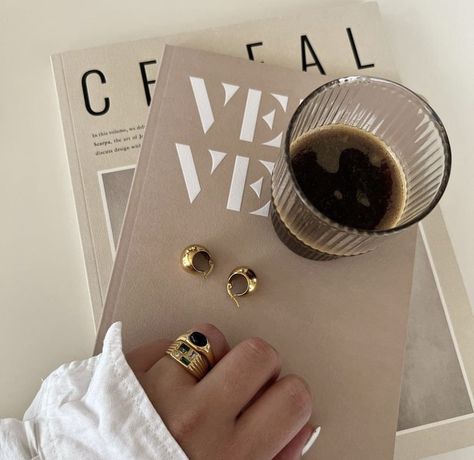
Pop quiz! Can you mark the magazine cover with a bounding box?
[96,45,418,460]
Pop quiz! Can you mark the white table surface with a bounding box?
[1,0,473,457]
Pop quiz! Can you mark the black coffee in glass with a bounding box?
[290,124,406,230]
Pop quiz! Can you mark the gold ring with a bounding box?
[165,331,215,380]
[179,331,216,366]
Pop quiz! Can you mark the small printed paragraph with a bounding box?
[91,124,145,156]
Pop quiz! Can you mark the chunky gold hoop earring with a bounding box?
[227,267,257,307]
[181,245,214,278]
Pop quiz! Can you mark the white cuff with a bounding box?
[1,322,188,460]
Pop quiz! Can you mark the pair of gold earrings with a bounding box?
[181,244,257,308]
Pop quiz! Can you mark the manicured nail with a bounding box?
[302,426,321,456]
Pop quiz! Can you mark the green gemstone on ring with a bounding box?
[180,356,190,366]
[179,343,190,353]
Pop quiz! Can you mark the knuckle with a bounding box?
[194,323,224,340]
[243,337,280,365]
[196,322,218,333]
[167,408,204,442]
[282,375,312,415]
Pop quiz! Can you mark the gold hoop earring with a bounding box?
[227,267,257,307]
[181,245,214,278]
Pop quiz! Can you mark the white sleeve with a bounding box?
[0,322,188,460]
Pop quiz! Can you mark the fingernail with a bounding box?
[302,426,321,456]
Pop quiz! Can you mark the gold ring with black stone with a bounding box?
[165,331,215,380]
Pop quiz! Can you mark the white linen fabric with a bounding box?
[0,322,188,459]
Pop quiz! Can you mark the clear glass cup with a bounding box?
[271,76,451,260]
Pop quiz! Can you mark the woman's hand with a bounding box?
[126,323,317,460]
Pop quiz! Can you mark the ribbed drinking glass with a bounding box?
[271,76,451,260]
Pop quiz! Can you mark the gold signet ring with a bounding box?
[227,267,258,308]
[181,245,214,278]
[166,331,215,380]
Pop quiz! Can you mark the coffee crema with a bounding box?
[290,124,406,230]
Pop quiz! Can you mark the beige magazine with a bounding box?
[96,45,418,460]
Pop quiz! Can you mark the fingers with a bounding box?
[130,326,316,460]
[147,323,230,388]
[192,323,230,364]
[274,424,318,460]
[199,337,281,416]
[235,374,312,459]
[125,338,171,374]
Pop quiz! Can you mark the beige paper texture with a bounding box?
[96,45,418,460]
